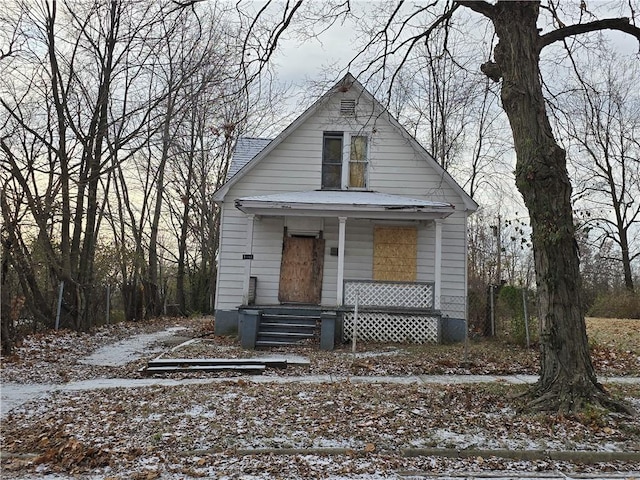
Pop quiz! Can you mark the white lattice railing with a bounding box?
[343,312,440,344]
[343,280,435,309]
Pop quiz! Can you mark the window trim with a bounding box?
[347,133,369,190]
[322,130,371,191]
[322,131,344,190]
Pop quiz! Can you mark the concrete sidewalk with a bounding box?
[3,373,639,476]
[3,373,639,418]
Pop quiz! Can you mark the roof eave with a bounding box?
[235,200,455,220]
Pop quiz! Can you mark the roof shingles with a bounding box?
[227,137,272,180]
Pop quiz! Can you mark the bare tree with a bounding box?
[390,34,478,171]
[556,52,640,293]
[1,0,133,330]
[100,1,289,318]
[575,228,627,309]
[390,33,514,206]
[0,0,214,329]
[462,76,514,201]
[0,0,287,351]
[145,7,206,318]
[238,0,640,412]
[428,1,638,413]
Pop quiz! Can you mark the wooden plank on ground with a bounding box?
[147,358,288,368]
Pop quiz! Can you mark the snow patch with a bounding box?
[79,327,187,367]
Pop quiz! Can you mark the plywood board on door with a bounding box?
[278,236,325,304]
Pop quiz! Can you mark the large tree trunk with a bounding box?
[485,2,618,412]
[617,219,634,292]
[148,88,176,319]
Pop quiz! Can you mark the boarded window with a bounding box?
[373,226,417,282]
[322,132,343,189]
[349,135,368,188]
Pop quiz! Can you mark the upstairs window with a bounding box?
[349,135,368,189]
[322,132,343,189]
[322,131,369,190]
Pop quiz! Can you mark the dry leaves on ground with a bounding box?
[2,381,639,478]
[2,316,638,384]
[1,315,639,479]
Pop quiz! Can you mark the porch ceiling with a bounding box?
[234,190,455,220]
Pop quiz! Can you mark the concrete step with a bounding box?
[141,357,289,375]
[261,314,319,326]
[255,340,303,348]
[257,331,315,342]
[252,312,322,349]
[259,322,317,334]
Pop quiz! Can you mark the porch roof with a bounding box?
[235,190,455,220]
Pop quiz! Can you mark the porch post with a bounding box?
[434,219,442,309]
[337,216,347,305]
[243,214,255,305]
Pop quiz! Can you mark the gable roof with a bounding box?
[214,73,478,212]
[227,137,272,181]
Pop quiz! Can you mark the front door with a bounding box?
[278,236,325,304]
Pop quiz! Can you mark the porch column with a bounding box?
[337,216,347,305]
[242,214,255,305]
[434,219,442,309]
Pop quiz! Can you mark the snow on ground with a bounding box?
[1,325,191,417]
[1,317,639,479]
[78,326,187,367]
[1,383,55,419]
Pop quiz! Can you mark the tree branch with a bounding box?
[539,17,640,50]
[455,1,495,19]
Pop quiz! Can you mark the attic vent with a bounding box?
[340,99,356,117]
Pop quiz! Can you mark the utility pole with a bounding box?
[488,215,502,338]
[496,214,502,286]
[490,215,502,286]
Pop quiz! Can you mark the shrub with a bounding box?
[467,281,488,336]
[497,285,537,345]
[588,290,640,319]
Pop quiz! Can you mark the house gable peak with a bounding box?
[214,72,477,213]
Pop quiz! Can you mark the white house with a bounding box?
[213,73,478,348]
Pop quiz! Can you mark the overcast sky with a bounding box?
[267,2,639,93]
[259,2,639,221]
[271,20,357,87]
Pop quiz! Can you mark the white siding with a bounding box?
[214,206,245,310]
[417,223,436,282]
[321,220,338,306]
[344,220,374,281]
[251,217,285,305]
[441,212,468,299]
[216,87,472,319]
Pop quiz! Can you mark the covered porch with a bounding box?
[233,190,456,348]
